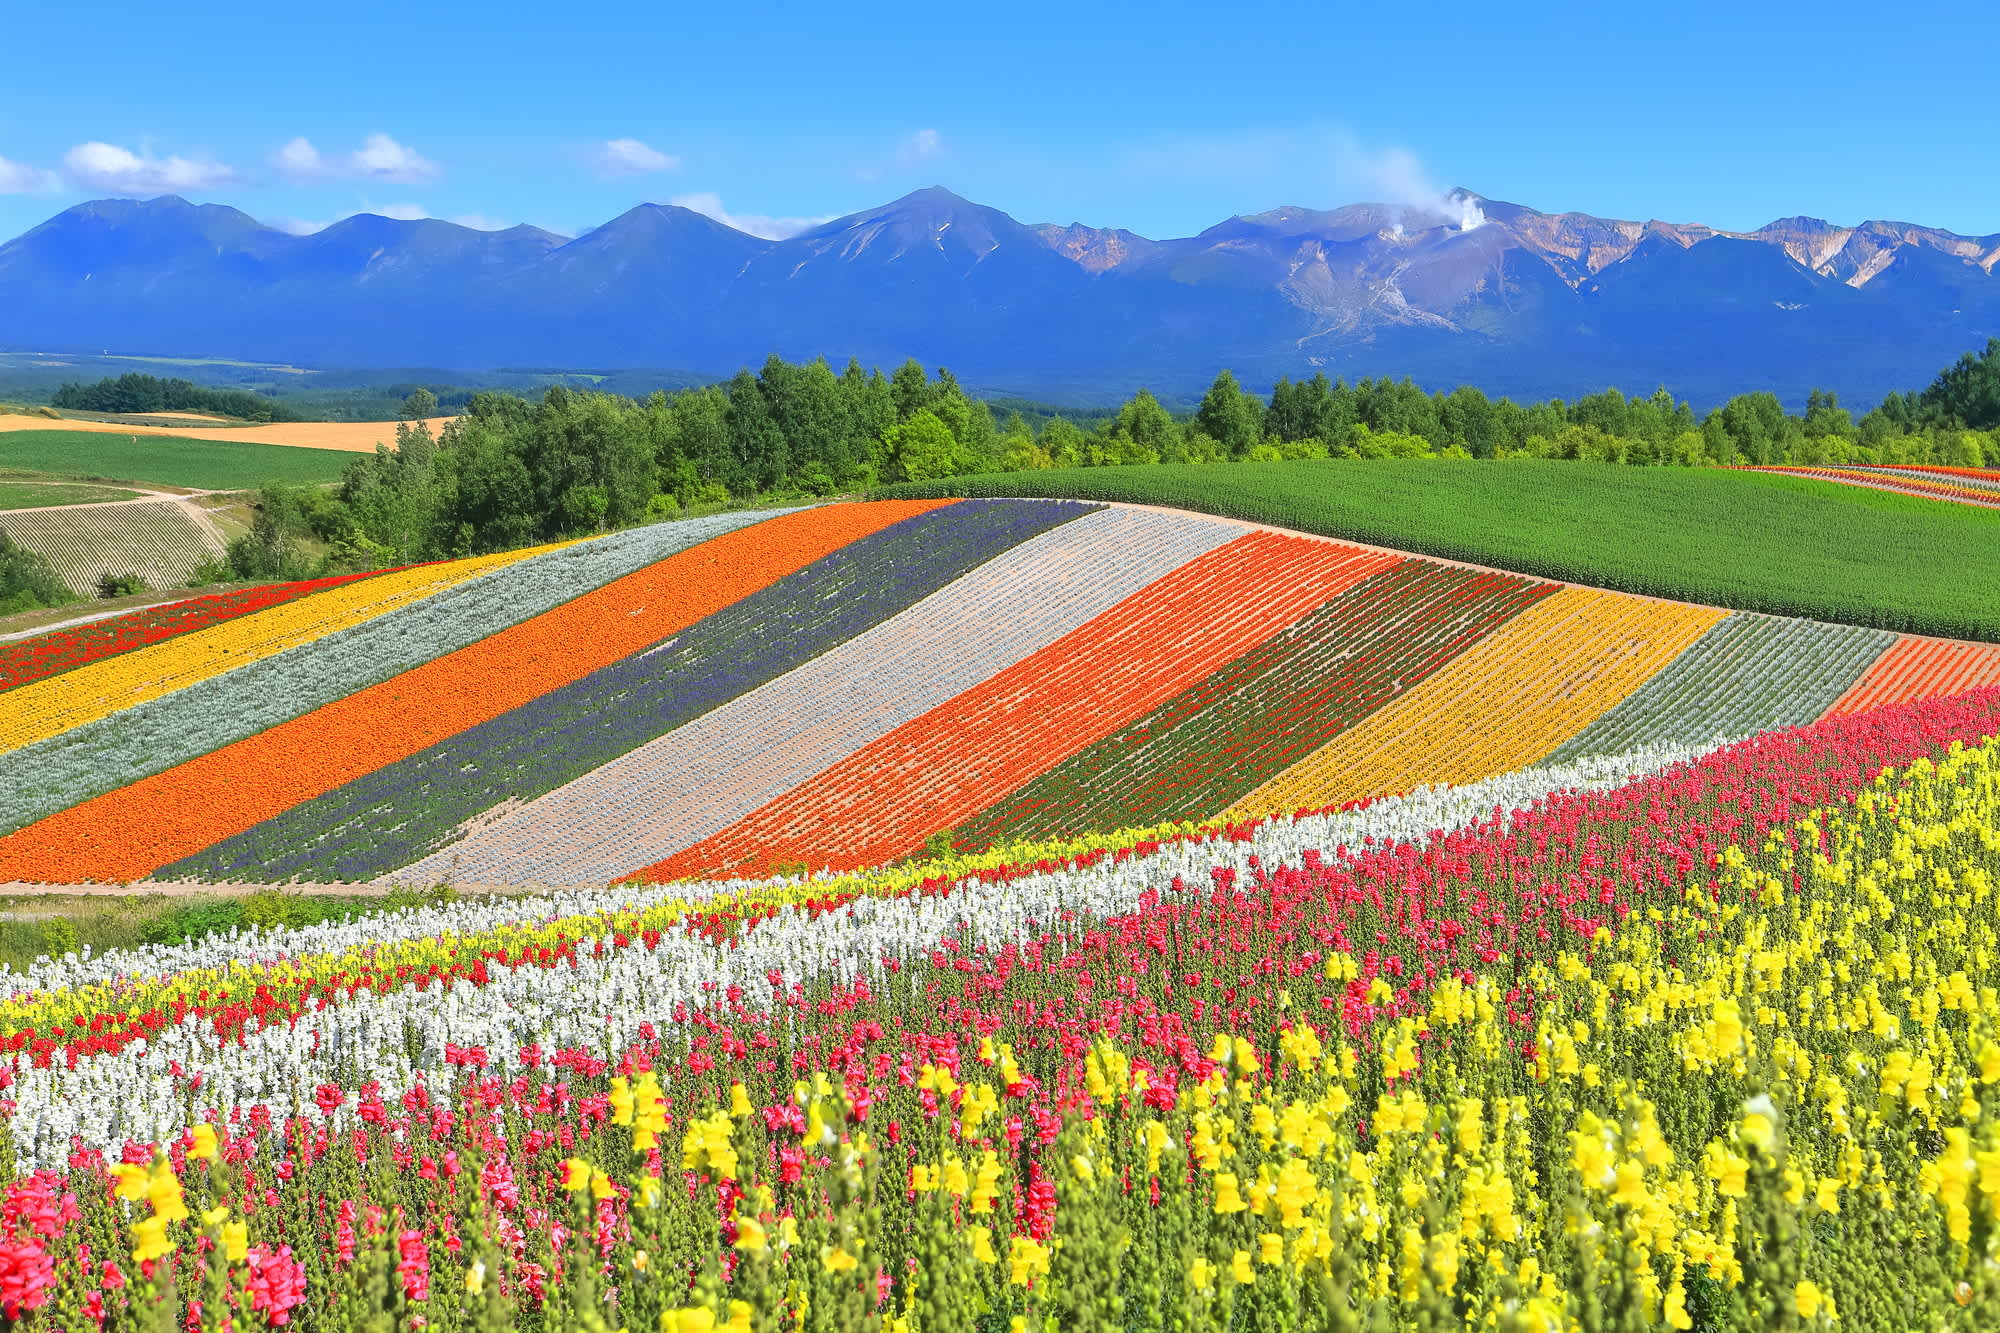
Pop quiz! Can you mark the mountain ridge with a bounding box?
[1,188,1995,407]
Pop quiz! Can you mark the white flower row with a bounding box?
[1,731,1744,1166]
[390,506,1236,887]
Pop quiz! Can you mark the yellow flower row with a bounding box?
[1229,586,1723,818]
[638,734,2000,1331]
[0,542,570,756]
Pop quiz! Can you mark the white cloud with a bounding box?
[667,191,833,240]
[1117,127,1484,231]
[62,141,238,195]
[895,128,943,166]
[267,215,331,235]
[352,133,437,184]
[272,136,323,178]
[1328,132,1485,230]
[271,133,438,184]
[592,138,680,179]
[373,202,429,221]
[0,155,60,194]
[449,212,513,231]
[858,128,947,183]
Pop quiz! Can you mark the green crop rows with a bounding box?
[874,460,2000,642]
[0,430,355,490]
[0,501,225,596]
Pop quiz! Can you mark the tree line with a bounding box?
[49,373,308,422]
[215,339,2000,583]
[5,340,1995,607]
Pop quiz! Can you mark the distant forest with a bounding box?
[49,373,310,422]
[205,339,2000,585]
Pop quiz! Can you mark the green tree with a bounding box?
[401,386,439,422]
[1112,389,1179,463]
[882,410,961,482]
[1802,388,1855,439]
[725,371,788,494]
[1039,417,1086,470]
[0,530,73,615]
[889,360,933,420]
[1194,369,1264,458]
[1913,337,2000,430]
[227,481,318,580]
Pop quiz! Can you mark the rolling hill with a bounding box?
[2,189,1996,406]
[1,494,1994,890]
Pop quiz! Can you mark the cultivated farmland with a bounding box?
[0,428,359,489]
[0,499,225,597]
[874,458,2000,640]
[1,497,1993,890]
[1,493,1999,1332]
[0,411,451,452]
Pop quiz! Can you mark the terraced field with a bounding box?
[2,496,1994,889]
[0,499,225,596]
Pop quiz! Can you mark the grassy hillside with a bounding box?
[0,430,355,489]
[873,460,2000,641]
[0,481,141,508]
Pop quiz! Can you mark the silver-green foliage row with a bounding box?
[0,509,791,837]
[1539,613,1894,765]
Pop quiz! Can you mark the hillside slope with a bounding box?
[0,498,1993,889]
[874,460,2000,640]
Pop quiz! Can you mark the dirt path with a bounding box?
[0,485,223,517]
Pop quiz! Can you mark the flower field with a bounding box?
[0,569,393,694]
[0,673,1997,1328]
[1739,464,2000,508]
[2,497,1997,892]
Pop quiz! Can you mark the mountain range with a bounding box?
[1,188,1995,408]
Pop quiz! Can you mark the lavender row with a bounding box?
[0,510,788,835]
[385,505,1241,888]
[166,499,1098,883]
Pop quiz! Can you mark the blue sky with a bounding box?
[0,1,1990,244]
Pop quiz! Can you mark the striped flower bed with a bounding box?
[949,561,1553,849]
[1539,612,1895,763]
[1743,464,2000,508]
[0,568,394,695]
[0,497,1994,889]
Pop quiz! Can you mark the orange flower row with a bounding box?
[0,501,954,885]
[1823,634,2000,720]
[640,532,1400,880]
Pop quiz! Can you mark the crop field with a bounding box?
[873,459,2000,640]
[0,411,451,452]
[0,499,226,597]
[0,496,1993,893]
[1,492,1998,1331]
[1741,462,2000,507]
[0,429,358,488]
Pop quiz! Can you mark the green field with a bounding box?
[0,430,355,489]
[0,481,142,508]
[874,460,2000,641]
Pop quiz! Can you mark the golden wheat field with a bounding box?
[0,412,456,452]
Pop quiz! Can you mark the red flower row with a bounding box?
[0,570,397,695]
